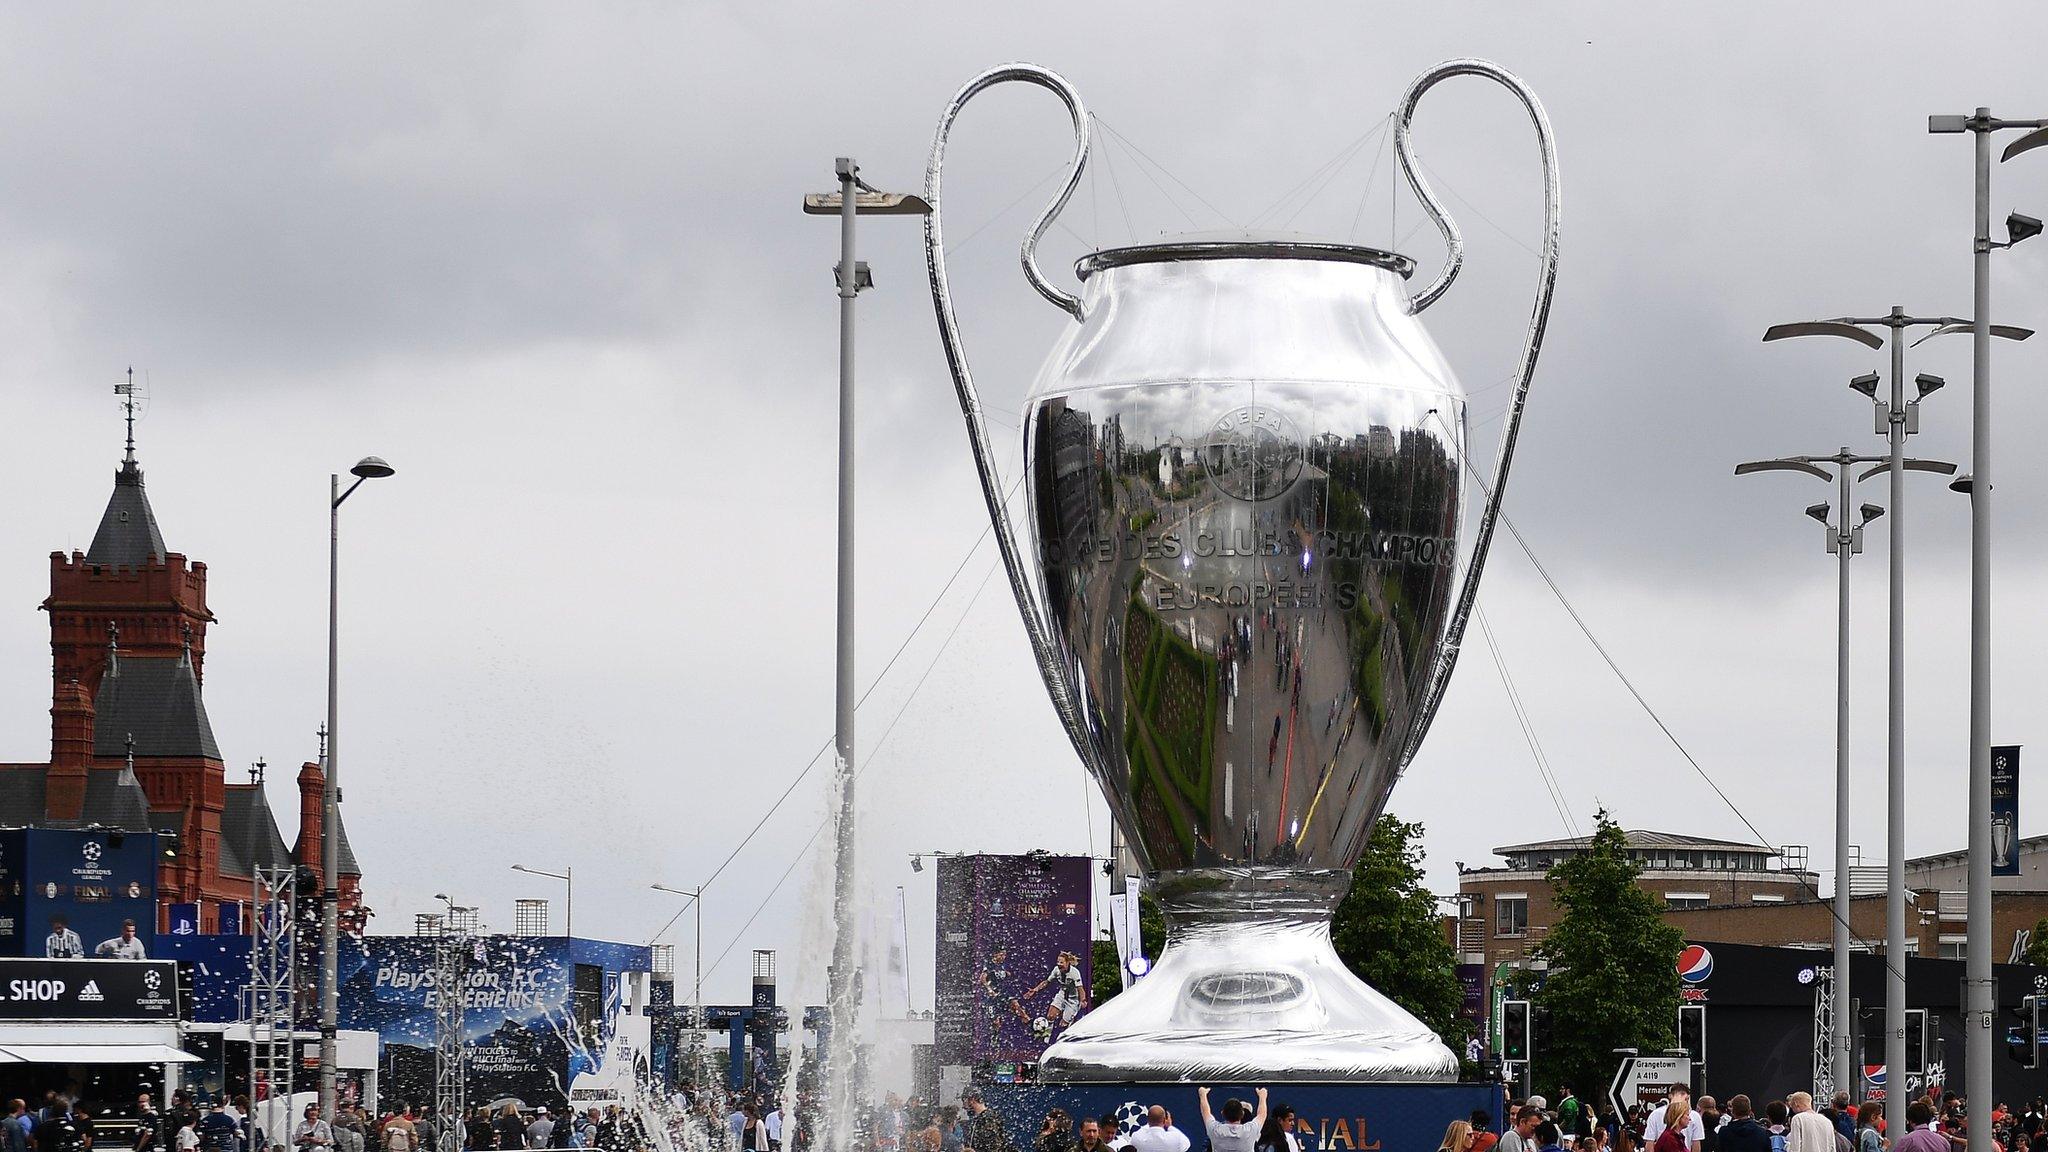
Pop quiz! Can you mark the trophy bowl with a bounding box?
[925,61,1558,1082]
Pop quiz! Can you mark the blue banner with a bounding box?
[217,902,242,937]
[1993,745,2021,878]
[168,903,201,938]
[983,1082,1501,1152]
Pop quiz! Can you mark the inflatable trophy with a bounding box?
[924,60,1559,1081]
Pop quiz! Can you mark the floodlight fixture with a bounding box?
[1850,373,1881,398]
[1930,115,1971,134]
[1860,504,1886,525]
[2006,212,2044,246]
[2004,125,2048,163]
[1806,502,1831,524]
[1915,374,1946,398]
[1950,473,1975,494]
[911,855,924,873]
[1909,321,2035,347]
[1762,321,1885,350]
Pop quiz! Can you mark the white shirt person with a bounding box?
[1127,1107,1190,1152]
[95,920,146,960]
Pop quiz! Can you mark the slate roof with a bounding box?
[80,761,154,833]
[221,784,293,880]
[295,804,362,878]
[85,460,167,568]
[92,652,221,761]
[0,767,47,826]
[1493,829,1776,856]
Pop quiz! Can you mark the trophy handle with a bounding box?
[924,64,1111,790]
[1390,59,1561,770]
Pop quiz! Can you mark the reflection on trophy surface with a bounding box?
[926,61,1558,1081]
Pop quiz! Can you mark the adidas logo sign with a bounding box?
[77,981,103,1003]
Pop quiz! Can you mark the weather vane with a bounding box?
[113,367,147,464]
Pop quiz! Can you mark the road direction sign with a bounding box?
[1611,1054,1693,1117]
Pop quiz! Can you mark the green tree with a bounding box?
[1532,809,1684,1095]
[2024,918,2048,967]
[1093,891,1166,1005]
[1330,814,1469,1048]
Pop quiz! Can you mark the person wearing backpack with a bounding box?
[198,1104,240,1152]
[384,1109,418,1152]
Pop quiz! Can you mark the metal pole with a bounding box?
[321,472,340,1120]
[1965,108,1994,1152]
[1884,310,1908,1135]
[566,866,573,939]
[825,154,860,1152]
[1832,456,1854,1101]
[695,889,704,1094]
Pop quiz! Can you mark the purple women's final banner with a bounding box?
[934,853,1094,1067]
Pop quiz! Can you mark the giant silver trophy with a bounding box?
[924,60,1559,1082]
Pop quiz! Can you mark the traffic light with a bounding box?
[1678,1004,1707,1064]
[1502,1000,1531,1062]
[1905,1009,1927,1076]
[2006,995,2040,1068]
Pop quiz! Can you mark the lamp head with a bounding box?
[1859,503,1885,525]
[1915,373,1946,398]
[2008,212,2044,246]
[1805,502,1831,525]
[911,855,924,873]
[1849,373,1880,399]
[350,456,396,480]
[1950,473,1975,494]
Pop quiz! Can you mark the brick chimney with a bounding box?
[47,680,93,821]
[296,761,324,885]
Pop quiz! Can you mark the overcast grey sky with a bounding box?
[4,3,2048,1009]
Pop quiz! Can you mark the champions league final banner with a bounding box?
[0,828,159,958]
[934,854,1093,1068]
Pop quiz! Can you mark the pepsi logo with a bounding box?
[1864,1065,1886,1087]
[1678,945,1714,984]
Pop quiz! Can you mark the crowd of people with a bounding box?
[1444,1084,2048,1152]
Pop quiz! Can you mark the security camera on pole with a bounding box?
[1928,107,2048,1151]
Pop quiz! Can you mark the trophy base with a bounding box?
[1039,868,1459,1083]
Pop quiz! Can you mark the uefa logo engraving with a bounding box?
[1202,405,1305,502]
[82,843,102,865]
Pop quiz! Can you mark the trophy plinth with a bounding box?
[1039,868,1459,1082]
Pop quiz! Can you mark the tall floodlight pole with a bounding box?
[802,162,931,1152]
[1735,449,1884,1098]
[511,863,573,936]
[1928,109,2045,1145]
[652,883,705,1090]
[322,455,395,1120]
[1763,313,1981,1122]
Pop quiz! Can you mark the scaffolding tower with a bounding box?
[434,910,473,1152]
[1811,963,1836,1099]
[249,864,298,1114]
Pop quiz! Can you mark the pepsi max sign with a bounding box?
[1864,1064,1887,1102]
[1678,945,1713,1002]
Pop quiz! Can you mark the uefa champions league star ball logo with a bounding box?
[82,842,102,865]
[143,970,161,992]
[1114,1102,1149,1140]
[1203,405,1305,502]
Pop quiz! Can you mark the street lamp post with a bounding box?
[651,883,705,1091]
[1763,311,1979,1123]
[322,455,395,1122]
[802,158,930,1152]
[1929,109,2046,1147]
[1735,447,1886,1099]
[511,863,574,937]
